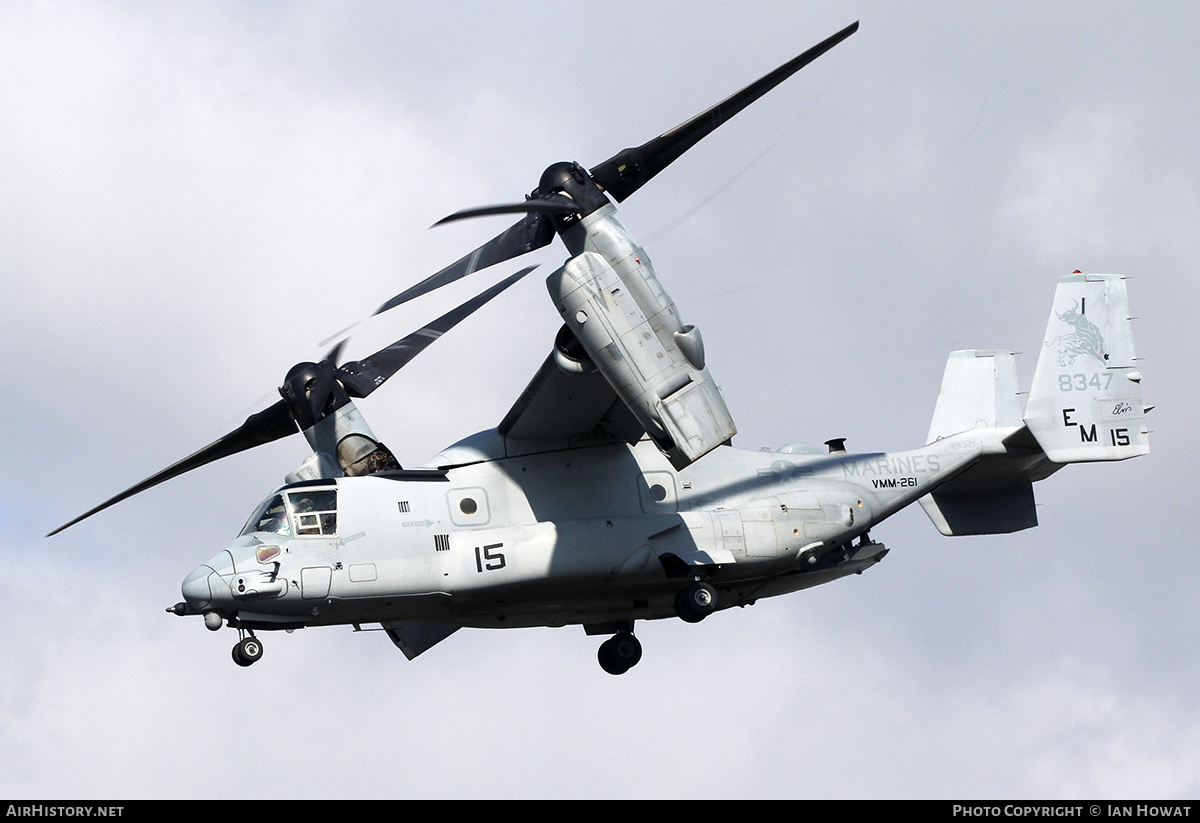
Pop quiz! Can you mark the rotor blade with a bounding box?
[374,213,554,315]
[589,21,859,203]
[375,23,857,315]
[339,265,537,398]
[433,195,581,226]
[48,400,297,536]
[323,337,349,369]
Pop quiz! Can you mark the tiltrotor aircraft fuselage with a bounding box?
[51,23,1149,674]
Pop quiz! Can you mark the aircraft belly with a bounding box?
[438,555,880,629]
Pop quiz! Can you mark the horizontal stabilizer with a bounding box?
[919,482,1038,536]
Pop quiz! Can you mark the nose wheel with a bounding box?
[231,633,263,667]
[597,631,642,675]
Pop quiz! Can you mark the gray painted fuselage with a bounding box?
[184,426,1012,633]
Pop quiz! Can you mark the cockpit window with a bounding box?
[288,489,337,536]
[240,494,291,537]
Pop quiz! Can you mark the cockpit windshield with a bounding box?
[238,488,338,538]
[240,494,290,537]
[287,489,337,536]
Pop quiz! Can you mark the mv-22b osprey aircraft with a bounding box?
[51,22,1150,674]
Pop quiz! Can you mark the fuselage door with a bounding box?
[287,487,338,598]
[716,510,745,558]
[742,505,780,557]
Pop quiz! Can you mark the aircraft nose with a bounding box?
[181,565,217,610]
[181,550,235,611]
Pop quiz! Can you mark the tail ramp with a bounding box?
[921,273,1148,536]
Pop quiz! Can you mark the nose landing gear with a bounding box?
[597,631,642,675]
[232,632,263,667]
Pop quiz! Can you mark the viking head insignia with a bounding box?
[1048,299,1107,366]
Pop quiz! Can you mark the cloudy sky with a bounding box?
[3,1,1198,799]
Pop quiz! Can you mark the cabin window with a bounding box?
[447,487,490,526]
[288,489,338,536]
[637,471,678,513]
[240,495,291,537]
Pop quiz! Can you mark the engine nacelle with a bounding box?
[287,399,399,483]
[547,204,736,468]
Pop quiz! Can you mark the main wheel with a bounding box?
[597,632,642,675]
[233,636,263,667]
[675,581,717,623]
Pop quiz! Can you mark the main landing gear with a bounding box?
[231,631,263,667]
[674,579,717,623]
[597,631,642,675]
[595,578,719,674]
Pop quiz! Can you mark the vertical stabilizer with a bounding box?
[927,350,1022,443]
[921,350,1035,535]
[1023,273,1149,462]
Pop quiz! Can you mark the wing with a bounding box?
[498,351,644,446]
